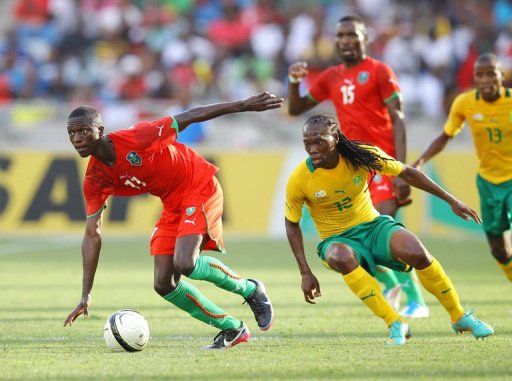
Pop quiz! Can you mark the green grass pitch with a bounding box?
[1,235,512,380]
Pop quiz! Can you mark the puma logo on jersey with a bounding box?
[156,124,165,136]
[314,190,327,198]
[473,113,484,121]
[184,218,196,226]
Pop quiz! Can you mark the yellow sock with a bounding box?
[416,258,464,322]
[343,266,401,326]
[498,259,512,281]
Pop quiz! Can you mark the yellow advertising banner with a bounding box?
[0,151,286,236]
[0,150,484,238]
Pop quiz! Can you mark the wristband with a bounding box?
[288,75,302,84]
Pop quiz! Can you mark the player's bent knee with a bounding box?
[326,244,359,274]
[406,246,432,269]
[491,247,510,263]
[154,281,174,297]
[173,255,196,276]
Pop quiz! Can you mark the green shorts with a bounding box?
[316,215,408,276]
[477,174,512,236]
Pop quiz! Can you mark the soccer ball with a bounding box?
[103,309,150,352]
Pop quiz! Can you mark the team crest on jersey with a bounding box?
[373,174,382,183]
[473,113,484,121]
[357,71,369,84]
[314,190,327,198]
[353,175,362,185]
[126,151,142,166]
[185,207,196,216]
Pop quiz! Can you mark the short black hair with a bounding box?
[68,105,102,126]
[475,52,499,66]
[338,14,367,35]
[339,14,365,25]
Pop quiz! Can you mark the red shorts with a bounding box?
[368,174,396,206]
[150,176,225,255]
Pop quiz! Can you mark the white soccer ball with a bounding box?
[103,309,150,352]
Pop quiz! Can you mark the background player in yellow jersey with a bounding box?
[414,53,512,283]
[285,113,493,345]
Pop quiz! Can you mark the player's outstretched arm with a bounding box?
[287,62,317,115]
[412,132,452,169]
[285,218,322,304]
[398,165,481,223]
[173,92,284,131]
[63,212,103,327]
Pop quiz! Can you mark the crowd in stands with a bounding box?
[2,0,512,121]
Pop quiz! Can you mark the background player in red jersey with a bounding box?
[286,15,428,318]
[63,92,283,350]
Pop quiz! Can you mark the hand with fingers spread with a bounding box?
[301,272,322,304]
[241,91,284,112]
[448,198,482,224]
[288,61,309,83]
[63,295,90,327]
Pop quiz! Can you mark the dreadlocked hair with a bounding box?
[305,113,389,179]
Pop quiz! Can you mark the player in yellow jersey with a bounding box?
[414,53,512,282]
[285,113,493,345]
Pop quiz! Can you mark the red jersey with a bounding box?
[83,116,218,217]
[308,57,400,157]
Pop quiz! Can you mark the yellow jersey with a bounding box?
[285,146,404,240]
[444,88,512,184]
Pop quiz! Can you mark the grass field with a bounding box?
[1,235,512,381]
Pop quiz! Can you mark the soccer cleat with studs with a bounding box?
[451,309,494,340]
[202,323,250,350]
[386,320,411,346]
[243,279,274,331]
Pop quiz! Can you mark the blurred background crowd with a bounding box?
[1,0,511,147]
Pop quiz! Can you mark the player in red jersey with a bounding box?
[287,15,428,318]
[63,92,283,350]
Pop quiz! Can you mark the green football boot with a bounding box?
[386,320,410,346]
[452,310,494,339]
